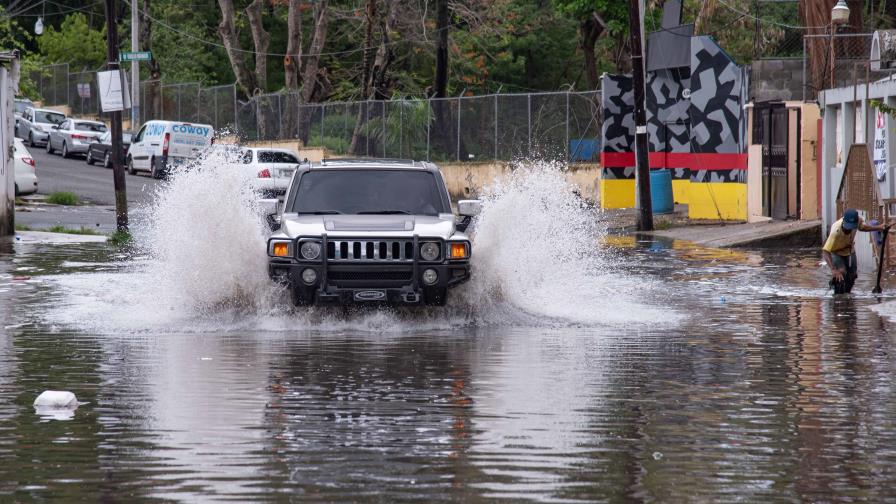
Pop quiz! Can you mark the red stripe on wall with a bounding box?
[600,152,749,170]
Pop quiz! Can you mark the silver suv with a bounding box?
[266,159,480,306]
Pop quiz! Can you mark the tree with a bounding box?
[37,13,106,71]
[801,0,866,95]
[554,0,630,89]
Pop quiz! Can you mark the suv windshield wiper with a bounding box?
[298,210,342,215]
[357,210,412,215]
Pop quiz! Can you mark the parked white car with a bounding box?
[241,147,303,197]
[127,120,214,179]
[13,138,39,196]
[46,118,108,158]
[16,107,66,147]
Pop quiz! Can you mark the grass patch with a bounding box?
[46,225,100,235]
[14,198,27,205]
[46,192,80,206]
[108,229,133,246]
[14,223,32,231]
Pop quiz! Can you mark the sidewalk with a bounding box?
[604,205,822,248]
[15,195,118,234]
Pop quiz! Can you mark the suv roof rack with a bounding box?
[319,157,416,165]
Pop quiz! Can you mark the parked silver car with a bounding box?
[266,159,480,307]
[46,119,108,158]
[16,107,66,147]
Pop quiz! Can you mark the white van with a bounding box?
[127,120,214,179]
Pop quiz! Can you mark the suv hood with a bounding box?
[280,214,456,238]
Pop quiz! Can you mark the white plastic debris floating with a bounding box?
[33,390,79,420]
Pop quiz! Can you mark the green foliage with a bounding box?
[359,100,433,158]
[108,229,133,246]
[0,6,42,99]
[143,3,231,84]
[452,0,579,92]
[46,225,100,235]
[46,192,81,206]
[37,13,106,71]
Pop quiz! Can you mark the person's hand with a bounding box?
[832,269,845,282]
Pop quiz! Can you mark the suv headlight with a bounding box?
[300,241,321,260]
[420,242,440,261]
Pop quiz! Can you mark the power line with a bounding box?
[715,0,830,30]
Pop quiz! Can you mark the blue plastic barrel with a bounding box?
[649,169,674,214]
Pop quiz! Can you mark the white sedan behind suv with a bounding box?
[16,107,66,147]
[241,147,302,197]
[47,119,108,158]
[13,138,39,196]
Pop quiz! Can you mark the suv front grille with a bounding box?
[326,240,415,262]
[328,270,414,282]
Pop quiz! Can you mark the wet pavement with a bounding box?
[3,237,896,502]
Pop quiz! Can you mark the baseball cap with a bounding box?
[842,208,859,230]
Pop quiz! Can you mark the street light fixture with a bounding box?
[832,0,851,26]
[830,0,851,89]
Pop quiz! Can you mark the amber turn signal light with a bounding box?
[272,242,290,257]
[450,243,468,259]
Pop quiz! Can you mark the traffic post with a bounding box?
[104,0,129,232]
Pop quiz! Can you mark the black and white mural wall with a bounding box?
[599,36,747,188]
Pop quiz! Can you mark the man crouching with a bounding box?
[823,208,890,294]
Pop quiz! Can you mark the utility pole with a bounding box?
[104,0,129,232]
[131,0,139,128]
[628,0,653,231]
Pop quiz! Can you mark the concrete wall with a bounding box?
[750,58,804,102]
[438,161,600,202]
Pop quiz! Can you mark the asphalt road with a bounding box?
[27,145,161,206]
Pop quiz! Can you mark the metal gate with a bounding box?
[758,103,790,219]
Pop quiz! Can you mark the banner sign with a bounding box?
[97,70,131,112]
[874,109,888,182]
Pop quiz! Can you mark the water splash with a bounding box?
[43,156,676,333]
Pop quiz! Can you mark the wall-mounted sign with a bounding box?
[97,70,131,112]
[874,109,887,182]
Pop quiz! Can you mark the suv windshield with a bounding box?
[291,169,448,216]
[75,122,107,133]
[35,111,65,124]
[258,151,299,163]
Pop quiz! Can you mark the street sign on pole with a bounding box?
[120,51,152,62]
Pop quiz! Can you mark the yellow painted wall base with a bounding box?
[600,176,690,209]
[600,178,636,209]
[672,179,690,205]
[688,182,747,221]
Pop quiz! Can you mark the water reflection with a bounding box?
[1,242,896,501]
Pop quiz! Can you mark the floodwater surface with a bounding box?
[3,160,896,502]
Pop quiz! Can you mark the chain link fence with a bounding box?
[236,90,601,162]
[802,33,896,101]
[29,64,600,162]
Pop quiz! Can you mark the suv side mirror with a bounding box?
[458,199,481,217]
[259,198,281,231]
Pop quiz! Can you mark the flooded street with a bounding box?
[2,162,896,502]
[3,237,896,502]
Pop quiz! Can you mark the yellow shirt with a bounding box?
[823,218,860,256]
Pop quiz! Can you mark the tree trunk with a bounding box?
[349,0,378,155]
[140,0,162,121]
[580,15,604,90]
[433,0,449,99]
[245,0,270,93]
[217,0,259,97]
[298,0,329,145]
[801,0,865,97]
[284,0,304,138]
